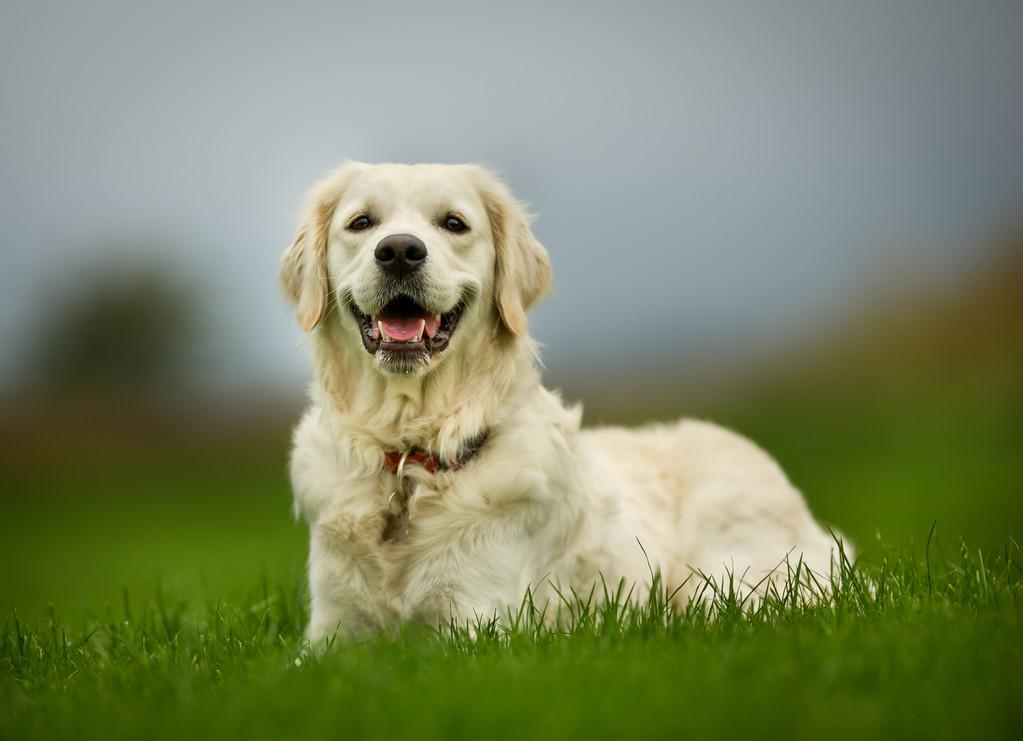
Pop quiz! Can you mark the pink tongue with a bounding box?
[377,316,425,342]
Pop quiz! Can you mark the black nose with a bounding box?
[374,234,427,277]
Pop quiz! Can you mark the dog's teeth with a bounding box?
[378,320,393,342]
[414,319,425,342]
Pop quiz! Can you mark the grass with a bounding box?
[1,377,1020,739]
[2,538,1021,740]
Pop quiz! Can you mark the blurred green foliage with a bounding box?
[30,265,199,394]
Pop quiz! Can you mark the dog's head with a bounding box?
[281,163,551,375]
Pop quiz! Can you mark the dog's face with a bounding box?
[329,165,494,374]
[281,163,552,375]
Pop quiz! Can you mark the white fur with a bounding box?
[282,162,847,641]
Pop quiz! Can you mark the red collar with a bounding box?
[383,430,490,476]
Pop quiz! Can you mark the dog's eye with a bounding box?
[441,215,469,234]
[347,215,373,231]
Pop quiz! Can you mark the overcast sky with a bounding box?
[2,0,1022,392]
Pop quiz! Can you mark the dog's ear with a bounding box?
[473,167,553,337]
[280,165,358,332]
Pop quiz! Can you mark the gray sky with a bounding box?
[2,0,1022,391]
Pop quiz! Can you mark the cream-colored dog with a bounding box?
[282,162,846,641]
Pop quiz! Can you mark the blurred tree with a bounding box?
[32,262,200,395]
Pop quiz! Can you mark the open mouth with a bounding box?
[352,294,465,357]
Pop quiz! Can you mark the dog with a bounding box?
[282,162,847,640]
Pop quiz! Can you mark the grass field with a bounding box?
[2,539,1020,740]
[2,377,1021,739]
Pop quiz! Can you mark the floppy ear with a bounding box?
[474,168,553,337]
[280,166,355,331]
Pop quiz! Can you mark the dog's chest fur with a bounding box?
[291,391,600,634]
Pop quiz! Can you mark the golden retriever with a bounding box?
[281,162,847,640]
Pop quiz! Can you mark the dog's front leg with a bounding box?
[306,510,395,642]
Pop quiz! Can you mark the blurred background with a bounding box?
[1,0,1020,618]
